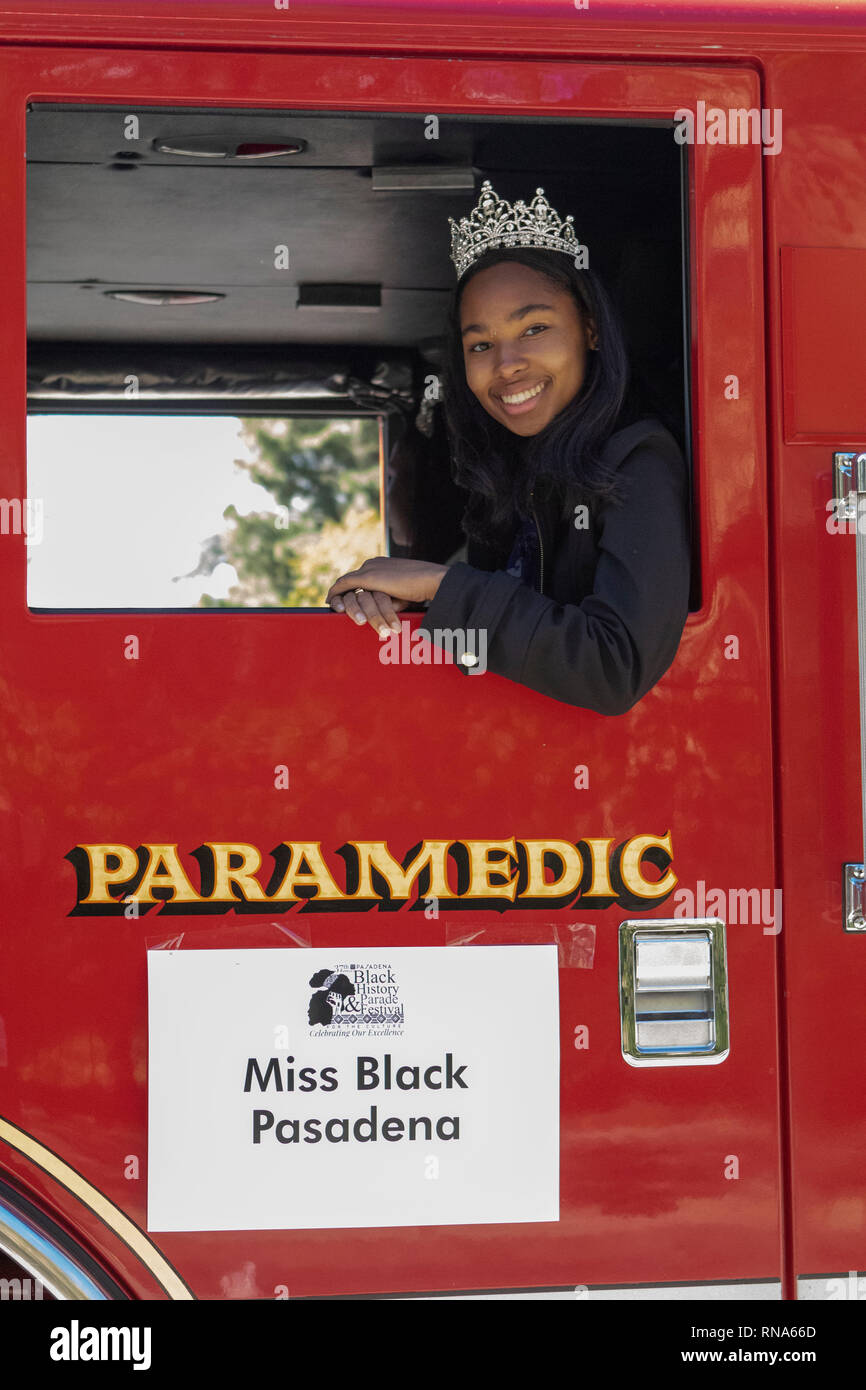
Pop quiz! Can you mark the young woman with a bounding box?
[326,183,691,714]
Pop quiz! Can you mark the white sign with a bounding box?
[147,946,559,1232]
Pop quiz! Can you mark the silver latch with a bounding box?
[833,450,866,523]
[619,920,729,1067]
[844,865,866,932]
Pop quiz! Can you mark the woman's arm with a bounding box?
[417,441,691,714]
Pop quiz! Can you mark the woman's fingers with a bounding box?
[331,586,403,637]
[355,589,402,637]
[371,591,404,634]
[338,589,364,623]
[354,591,383,631]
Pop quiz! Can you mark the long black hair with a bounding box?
[442,246,642,546]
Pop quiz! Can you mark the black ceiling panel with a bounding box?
[26,106,682,357]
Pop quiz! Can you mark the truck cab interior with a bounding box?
[25,106,688,610]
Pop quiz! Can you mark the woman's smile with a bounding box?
[495,379,551,414]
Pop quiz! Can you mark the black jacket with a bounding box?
[417,418,691,714]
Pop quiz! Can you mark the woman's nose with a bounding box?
[492,341,528,372]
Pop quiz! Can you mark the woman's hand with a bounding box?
[326,558,448,636]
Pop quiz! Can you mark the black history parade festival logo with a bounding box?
[307,964,404,1038]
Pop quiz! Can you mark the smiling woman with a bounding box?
[327,181,691,714]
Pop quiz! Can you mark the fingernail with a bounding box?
[353,613,366,625]
[390,620,401,633]
[332,599,344,612]
[378,627,390,640]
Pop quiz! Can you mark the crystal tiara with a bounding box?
[448,180,586,280]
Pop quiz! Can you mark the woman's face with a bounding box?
[459,261,597,437]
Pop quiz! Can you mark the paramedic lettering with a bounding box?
[67,833,678,913]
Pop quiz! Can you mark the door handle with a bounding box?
[151,138,306,159]
[619,920,730,1066]
[833,450,866,932]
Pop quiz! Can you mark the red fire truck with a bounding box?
[0,0,864,1306]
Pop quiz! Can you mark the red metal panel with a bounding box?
[781,246,866,442]
[0,46,778,1297]
[0,1,865,54]
[763,52,866,1295]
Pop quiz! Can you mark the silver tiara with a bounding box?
[448,180,585,280]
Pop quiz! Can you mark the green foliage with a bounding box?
[199,416,382,607]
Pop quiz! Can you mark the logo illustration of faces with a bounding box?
[308,969,356,1026]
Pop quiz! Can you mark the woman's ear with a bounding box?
[585,316,599,351]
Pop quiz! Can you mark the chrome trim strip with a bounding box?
[0,1197,108,1300]
[296,1279,782,1301]
[401,1282,781,1300]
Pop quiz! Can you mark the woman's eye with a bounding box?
[466,325,548,354]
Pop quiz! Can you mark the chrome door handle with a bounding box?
[619,919,730,1066]
[833,450,866,931]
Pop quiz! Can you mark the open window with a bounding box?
[25,105,691,611]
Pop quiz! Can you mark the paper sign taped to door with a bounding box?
[147,945,559,1232]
